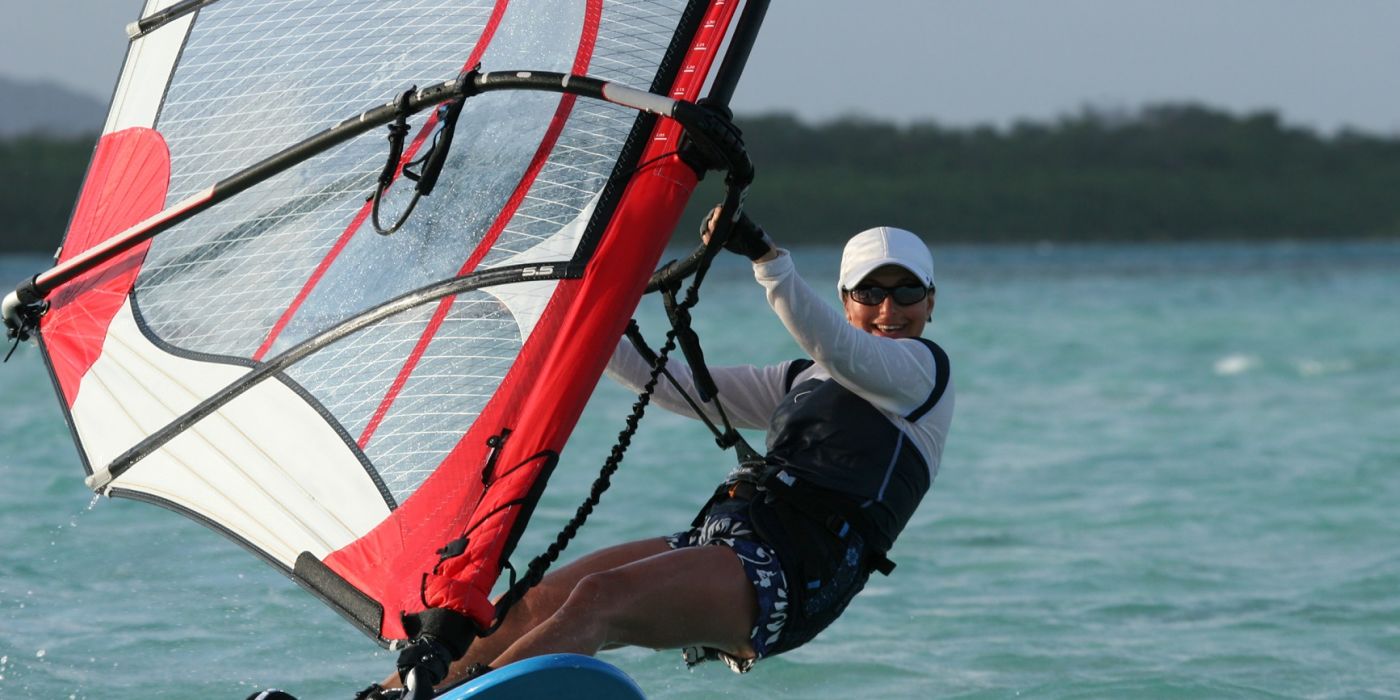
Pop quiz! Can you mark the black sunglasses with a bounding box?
[845,284,932,306]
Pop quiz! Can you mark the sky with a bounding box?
[2,1,1399,135]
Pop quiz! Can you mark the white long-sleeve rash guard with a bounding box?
[606,249,954,480]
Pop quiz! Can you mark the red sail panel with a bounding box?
[41,128,170,406]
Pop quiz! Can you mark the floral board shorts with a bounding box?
[665,500,789,673]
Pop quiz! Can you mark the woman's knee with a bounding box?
[565,569,630,610]
[521,539,664,617]
[549,567,645,637]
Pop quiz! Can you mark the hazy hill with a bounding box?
[0,76,105,137]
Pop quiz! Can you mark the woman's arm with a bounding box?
[753,250,938,416]
[604,339,793,430]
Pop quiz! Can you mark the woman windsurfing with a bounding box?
[372,208,954,695]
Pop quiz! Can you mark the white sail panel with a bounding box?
[73,301,391,564]
[105,1,191,134]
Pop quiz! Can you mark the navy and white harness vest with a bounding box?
[764,338,949,554]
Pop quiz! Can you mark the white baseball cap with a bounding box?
[838,226,935,294]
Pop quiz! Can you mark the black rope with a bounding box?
[487,264,716,633]
[369,88,415,235]
[485,320,678,632]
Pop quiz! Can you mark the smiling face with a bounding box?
[842,264,936,339]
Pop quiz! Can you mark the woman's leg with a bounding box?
[489,543,757,668]
[432,537,673,687]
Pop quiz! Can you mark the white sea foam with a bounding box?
[1214,354,1259,375]
[1295,358,1353,377]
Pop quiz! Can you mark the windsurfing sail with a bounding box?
[8,0,761,649]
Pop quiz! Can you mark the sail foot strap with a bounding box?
[400,97,465,195]
[371,68,481,235]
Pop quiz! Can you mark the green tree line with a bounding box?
[690,104,1400,243]
[3,103,1399,253]
[1,134,93,253]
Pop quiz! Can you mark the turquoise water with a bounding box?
[2,241,1398,699]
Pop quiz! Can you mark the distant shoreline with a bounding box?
[5,103,1399,253]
